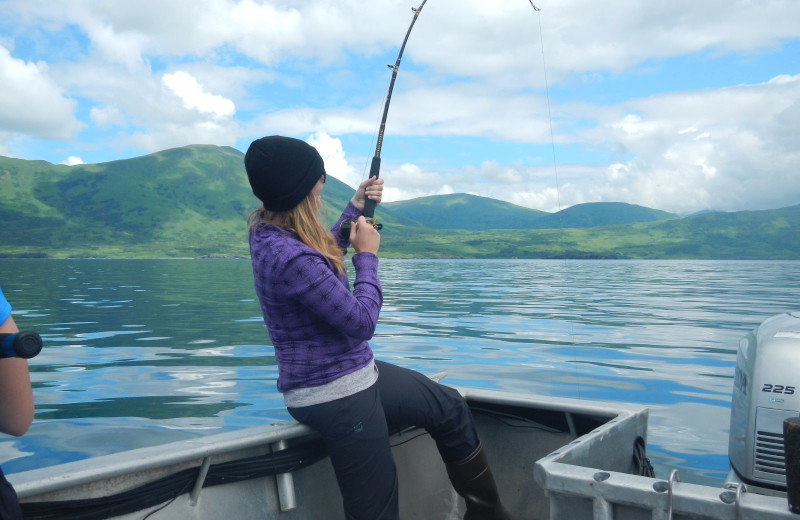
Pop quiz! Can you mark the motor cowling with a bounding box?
[728,312,800,491]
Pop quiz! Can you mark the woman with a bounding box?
[0,287,34,520]
[245,135,516,520]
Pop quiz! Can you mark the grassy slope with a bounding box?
[1,146,257,257]
[0,146,412,257]
[532,202,677,229]
[382,194,548,230]
[1,146,798,259]
[378,204,800,259]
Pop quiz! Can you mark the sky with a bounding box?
[1,0,799,215]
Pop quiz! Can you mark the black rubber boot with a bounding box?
[444,443,519,520]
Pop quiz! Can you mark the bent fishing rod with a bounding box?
[340,0,543,240]
[340,0,428,239]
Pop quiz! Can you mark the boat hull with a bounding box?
[10,387,640,519]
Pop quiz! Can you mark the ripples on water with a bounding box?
[0,258,798,486]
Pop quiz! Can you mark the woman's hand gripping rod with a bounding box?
[340,157,384,239]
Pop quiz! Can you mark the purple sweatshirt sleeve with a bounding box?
[331,202,362,251]
[282,250,382,341]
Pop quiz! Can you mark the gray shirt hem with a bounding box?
[283,359,378,408]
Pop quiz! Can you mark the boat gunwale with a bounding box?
[9,386,642,500]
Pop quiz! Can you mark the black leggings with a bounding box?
[0,466,22,520]
[288,360,479,520]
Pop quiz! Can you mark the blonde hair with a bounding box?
[248,193,346,275]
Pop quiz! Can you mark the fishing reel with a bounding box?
[339,218,382,240]
[0,331,43,359]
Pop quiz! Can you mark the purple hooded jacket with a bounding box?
[249,202,382,393]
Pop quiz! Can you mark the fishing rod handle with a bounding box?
[0,331,43,359]
[363,156,381,218]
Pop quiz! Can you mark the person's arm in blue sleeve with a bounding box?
[0,288,34,437]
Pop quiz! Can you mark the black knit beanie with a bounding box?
[244,136,326,212]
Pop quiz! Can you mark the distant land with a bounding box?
[383,195,676,230]
[1,145,798,259]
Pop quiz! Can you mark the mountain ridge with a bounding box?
[1,145,797,259]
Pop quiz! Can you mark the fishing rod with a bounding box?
[339,0,547,241]
[340,0,428,239]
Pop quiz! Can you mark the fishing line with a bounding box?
[528,2,582,400]
[351,3,584,400]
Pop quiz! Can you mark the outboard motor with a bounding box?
[728,312,800,494]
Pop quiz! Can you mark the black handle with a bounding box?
[0,332,43,359]
[363,156,381,218]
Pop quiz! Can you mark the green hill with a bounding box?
[532,202,677,229]
[377,204,800,259]
[382,197,676,231]
[1,146,256,257]
[0,145,419,258]
[0,145,797,259]
[382,194,547,230]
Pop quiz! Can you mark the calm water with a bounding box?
[0,258,798,486]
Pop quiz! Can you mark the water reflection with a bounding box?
[0,258,798,487]
[35,396,246,420]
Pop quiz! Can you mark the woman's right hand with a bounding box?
[349,216,381,255]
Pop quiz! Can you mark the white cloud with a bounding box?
[61,156,85,166]
[0,45,81,139]
[306,132,362,189]
[127,119,240,153]
[245,70,800,213]
[17,0,798,88]
[1,0,798,214]
[573,74,800,213]
[381,159,570,212]
[80,16,149,70]
[252,82,553,144]
[46,59,246,153]
[376,73,800,213]
[382,162,456,203]
[7,0,800,80]
[90,106,125,128]
[162,71,236,118]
